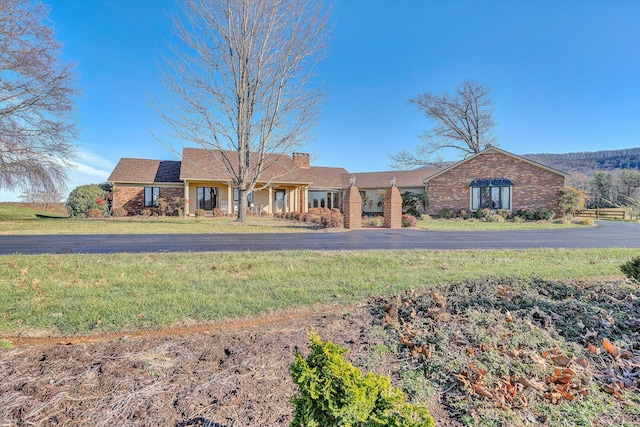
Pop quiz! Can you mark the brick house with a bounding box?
[108,146,567,217]
[424,147,568,216]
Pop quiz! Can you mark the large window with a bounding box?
[144,187,160,207]
[470,178,512,211]
[233,188,253,206]
[308,190,339,210]
[197,187,218,210]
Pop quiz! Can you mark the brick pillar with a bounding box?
[343,185,362,230]
[383,186,402,229]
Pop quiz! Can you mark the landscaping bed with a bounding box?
[1,276,638,426]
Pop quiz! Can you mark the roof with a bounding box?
[108,159,182,184]
[424,147,570,184]
[348,169,440,189]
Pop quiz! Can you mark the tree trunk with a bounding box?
[236,187,248,222]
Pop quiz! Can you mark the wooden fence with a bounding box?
[574,208,634,220]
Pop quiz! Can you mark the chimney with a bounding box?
[293,152,310,169]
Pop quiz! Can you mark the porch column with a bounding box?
[268,186,273,215]
[183,182,189,216]
[227,186,233,216]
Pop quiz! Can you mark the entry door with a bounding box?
[274,189,286,213]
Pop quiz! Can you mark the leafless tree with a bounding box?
[20,187,64,211]
[156,0,330,221]
[0,0,77,194]
[390,79,497,169]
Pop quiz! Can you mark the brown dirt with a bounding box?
[0,304,460,427]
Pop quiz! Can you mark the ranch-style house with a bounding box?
[108,147,568,217]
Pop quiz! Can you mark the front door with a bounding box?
[274,189,286,213]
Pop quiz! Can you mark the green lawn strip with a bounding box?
[415,218,586,231]
[0,216,323,235]
[0,248,633,336]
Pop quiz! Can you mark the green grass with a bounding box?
[415,217,586,231]
[0,203,598,234]
[0,248,634,336]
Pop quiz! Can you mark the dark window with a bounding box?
[144,187,160,207]
[469,178,512,211]
[308,190,338,210]
[197,187,218,210]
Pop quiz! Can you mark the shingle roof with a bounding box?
[108,159,182,184]
[347,169,441,189]
[179,148,349,186]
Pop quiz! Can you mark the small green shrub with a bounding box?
[438,207,454,219]
[534,208,555,221]
[363,216,383,227]
[401,191,426,218]
[194,209,206,217]
[620,257,640,283]
[111,207,128,217]
[485,213,505,222]
[402,214,417,227]
[290,330,434,427]
[512,215,525,223]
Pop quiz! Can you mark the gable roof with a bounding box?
[347,169,440,189]
[108,159,182,184]
[423,147,570,184]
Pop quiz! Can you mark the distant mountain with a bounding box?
[522,148,640,175]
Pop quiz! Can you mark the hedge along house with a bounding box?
[108,147,348,216]
[423,147,569,216]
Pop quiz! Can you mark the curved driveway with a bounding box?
[1,221,638,255]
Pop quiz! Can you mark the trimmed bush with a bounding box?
[212,208,224,217]
[363,216,383,227]
[194,209,206,217]
[402,214,417,227]
[438,207,454,219]
[66,183,110,218]
[140,209,152,217]
[290,330,434,427]
[485,213,505,222]
[621,257,640,283]
[111,207,128,217]
[534,208,555,221]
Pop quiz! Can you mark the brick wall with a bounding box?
[426,152,565,216]
[113,185,184,215]
[343,186,362,229]
[383,186,402,228]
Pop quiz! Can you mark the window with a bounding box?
[233,188,253,206]
[469,178,512,211]
[144,187,160,207]
[197,187,218,210]
[308,190,339,210]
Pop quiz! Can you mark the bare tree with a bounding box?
[20,187,64,211]
[0,0,77,194]
[156,0,330,221]
[391,79,497,169]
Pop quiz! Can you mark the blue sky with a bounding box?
[2,0,639,201]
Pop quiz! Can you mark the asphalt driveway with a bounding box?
[1,221,638,255]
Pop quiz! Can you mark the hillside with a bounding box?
[522,147,640,174]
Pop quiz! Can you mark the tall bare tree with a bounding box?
[157,0,330,221]
[0,0,77,194]
[390,79,497,169]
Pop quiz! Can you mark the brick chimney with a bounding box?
[293,152,310,169]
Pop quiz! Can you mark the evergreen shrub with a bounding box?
[290,330,434,427]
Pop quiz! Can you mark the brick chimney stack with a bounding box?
[293,152,310,169]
